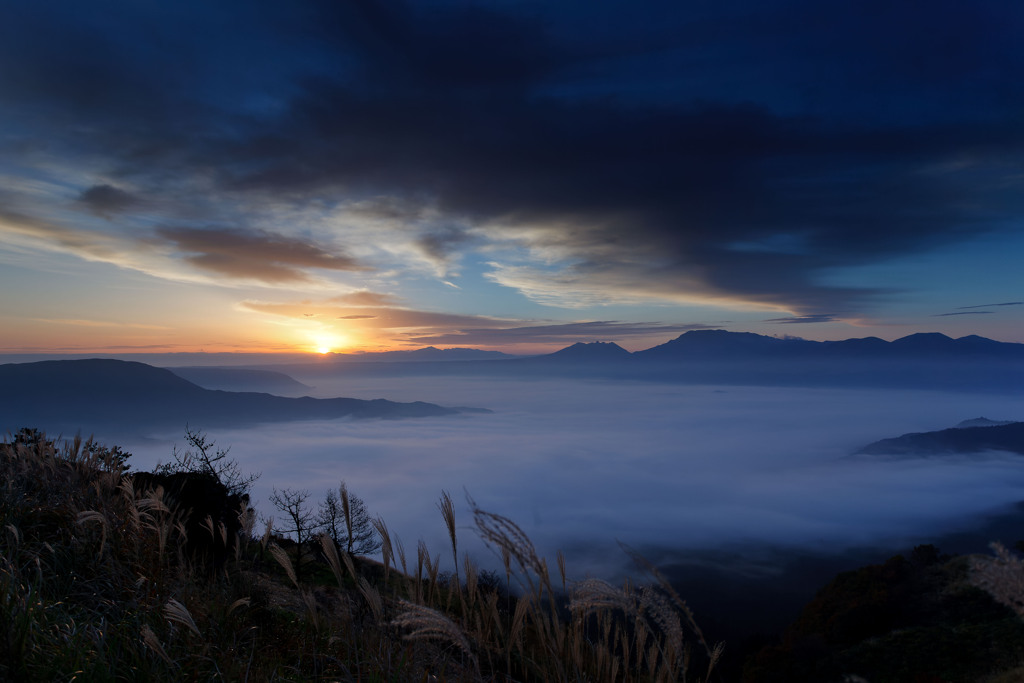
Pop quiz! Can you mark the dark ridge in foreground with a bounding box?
[6,430,1024,682]
[0,359,483,435]
[856,420,1024,457]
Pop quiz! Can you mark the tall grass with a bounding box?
[1,431,722,681]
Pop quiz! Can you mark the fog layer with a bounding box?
[120,377,1024,581]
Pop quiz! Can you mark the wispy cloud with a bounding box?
[482,261,787,311]
[328,291,402,307]
[30,317,171,330]
[238,297,710,348]
[763,314,838,324]
[956,302,1024,309]
[0,209,368,290]
[238,299,512,331]
[155,226,367,284]
[0,208,141,264]
[934,301,1023,317]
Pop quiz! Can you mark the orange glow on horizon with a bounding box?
[305,330,352,355]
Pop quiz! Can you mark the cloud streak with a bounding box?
[404,321,716,346]
[239,295,714,348]
[239,299,512,332]
[957,302,1024,310]
[763,314,839,324]
[155,226,366,284]
[934,301,1024,317]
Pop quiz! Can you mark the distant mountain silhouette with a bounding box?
[38,330,1018,394]
[0,359,481,436]
[479,330,1024,390]
[168,367,311,394]
[889,332,961,353]
[632,329,1024,361]
[635,329,807,359]
[856,420,1024,457]
[817,336,891,356]
[251,329,1024,392]
[541,341,632,362]
[330,347,516,362]
[955,417,1018,428]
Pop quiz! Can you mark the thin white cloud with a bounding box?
[0,209,371,291]
[484,261,789,313]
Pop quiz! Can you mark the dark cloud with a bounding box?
[933,311,993,317]
[4,1,1024,313]
[76,185,138,217]
[155,227,365,283]
[416,226,474,264]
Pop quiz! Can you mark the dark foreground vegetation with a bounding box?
[3,428,1024,682]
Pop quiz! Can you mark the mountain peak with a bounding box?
[637,329,793,358]
[955,417,1019,429]
[892,332,954,344]
[547,341,631,360]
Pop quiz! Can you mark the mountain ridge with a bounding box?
[624,329,1024,361]
[542,341,632,362]
[856,420,1024,457]
[0,359,483,436]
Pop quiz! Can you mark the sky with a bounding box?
[2,0,1023,355]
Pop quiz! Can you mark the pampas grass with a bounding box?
[3,430,725,682]
[971,542,1024,617]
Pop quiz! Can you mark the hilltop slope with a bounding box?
[857,421,1024,457]
[0,359,478,435]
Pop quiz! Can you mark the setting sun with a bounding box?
[308,331,349,355]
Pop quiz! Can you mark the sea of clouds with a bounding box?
[120,375,1024,582]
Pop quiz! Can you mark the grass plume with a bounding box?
[1,429,726,682]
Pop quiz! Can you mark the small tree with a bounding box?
[157,426,259,497]
[269,487,315,583]
[317,481,381,556]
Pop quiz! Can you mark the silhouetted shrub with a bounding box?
[131,470,247,571]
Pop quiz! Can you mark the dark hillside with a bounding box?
[857,422,1024,457]
[745,549,1024,682]
[0,359,474,435]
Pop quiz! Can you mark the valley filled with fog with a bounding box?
[120,375,1024,587]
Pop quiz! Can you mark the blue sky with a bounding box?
[1,0,1022,353]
